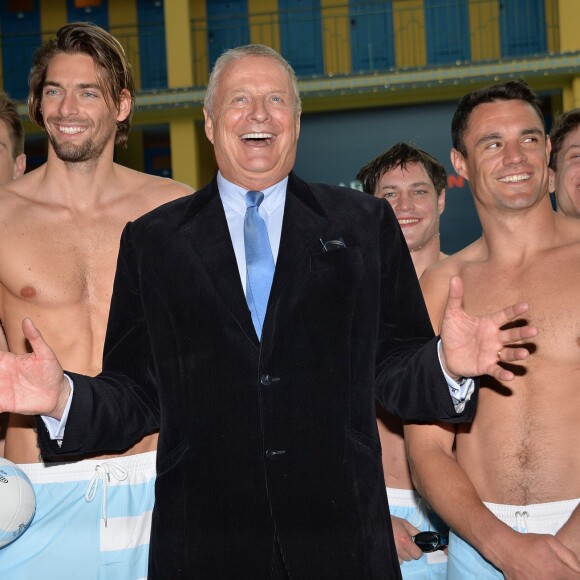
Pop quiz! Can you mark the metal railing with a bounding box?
[0,0,560,98]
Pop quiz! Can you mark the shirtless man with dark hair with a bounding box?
[406,80,580,579]
[358,142,448,579]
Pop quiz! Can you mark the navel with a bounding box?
[20,285,37,299]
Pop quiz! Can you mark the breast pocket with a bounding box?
[300,247,364,331]
[310,246,362,273]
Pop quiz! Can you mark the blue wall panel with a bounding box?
[349,0,394,72]
[0,0,41,100]
[67,0,109,29]
[137,0,167,89]
[279,0,323,76]
[207,0,250,68]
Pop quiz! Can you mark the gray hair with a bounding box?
[204,44,301,119]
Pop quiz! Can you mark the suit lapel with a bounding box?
[179,174,329,345]
[268,173,328,309]
[180,179,259,344]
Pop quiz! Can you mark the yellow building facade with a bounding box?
[1,0,579,190]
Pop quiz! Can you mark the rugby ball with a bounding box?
[0,458,36,548]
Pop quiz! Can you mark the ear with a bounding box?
[548,167,556,193]
[295,113,301,140]
[450,148,469,180]
[13,154,26,179]
[545,134,552,165]
[116,89,132,123]
[204,108,214,144]
[437,188,446,215]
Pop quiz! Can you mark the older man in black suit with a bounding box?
[0,45,536,579]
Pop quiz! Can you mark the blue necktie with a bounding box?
[244,190,275,338]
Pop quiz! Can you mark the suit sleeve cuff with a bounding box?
[40,374,74,441]
[437,340,475,413]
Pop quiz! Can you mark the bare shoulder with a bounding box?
[423,240,484,284]
[421,252,462,296]
[554,213,580,247]
[0,166,46,218]
[419,240,484,323]
[113,164,194,213]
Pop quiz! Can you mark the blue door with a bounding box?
[66,0,109,29]
[137,0,167,89]
[143,125,171,178]
[0,0,41,100]
[349,0,394,72]
[207,0,250,68]
[279,0,323,76]
[425,0,470,65]
[500,0,546,57]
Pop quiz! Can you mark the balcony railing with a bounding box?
[0,0,561,100]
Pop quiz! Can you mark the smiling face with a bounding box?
[203,54,300,190]
[40,52,130,164]
[374,162,445,253]
[451,99,550,212]
[550,124,580,218]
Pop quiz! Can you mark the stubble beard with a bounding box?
[48,124,115,163]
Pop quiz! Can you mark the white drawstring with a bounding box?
[515,510,529,533]
[85,462,128,527]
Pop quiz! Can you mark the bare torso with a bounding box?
[1,162,192,463]
[427,223,580,505]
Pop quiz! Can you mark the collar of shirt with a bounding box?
[217,172,287,293]
[217,172,287,219]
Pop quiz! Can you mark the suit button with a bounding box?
[265,449,286,460]
[260,374,280,386]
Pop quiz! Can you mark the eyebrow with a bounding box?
[563,143,580,155]
[43,81,102,90]
[522,128,544,137]
[380,180,432,189]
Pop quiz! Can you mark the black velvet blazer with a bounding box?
[39,172,476,579]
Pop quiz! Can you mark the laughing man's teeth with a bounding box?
[59,126,84,134]
[398,218,419,225]
[498,174,531,183]
[242,132,273,139]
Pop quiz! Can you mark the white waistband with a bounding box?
[17,450,157,484]
[386,487,422,508]
[484,498,580,522]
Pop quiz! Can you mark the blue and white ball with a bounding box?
[0,458,36,548]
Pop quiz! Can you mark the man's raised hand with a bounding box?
[440,276,539,381]
[0,318,69,418]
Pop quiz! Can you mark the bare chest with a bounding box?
[456,255,580,502]
[462,258,580,367]
[0,216,125,310]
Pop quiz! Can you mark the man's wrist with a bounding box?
[50,376,72,420]
[437,340,466,381]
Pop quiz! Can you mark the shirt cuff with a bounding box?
[437,340,475,413]
[40,374,74,441]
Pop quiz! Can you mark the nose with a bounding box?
[503,140,526,165]
[58,92,79,117]
[248,97,271,123]
[393,192,414,211]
